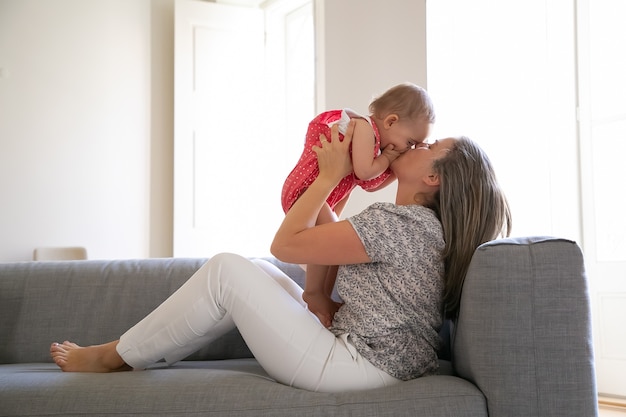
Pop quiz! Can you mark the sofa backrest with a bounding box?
[1,256,307,364]
[0,257,306,364]
[453,236,598,417]
[0,254,459,369]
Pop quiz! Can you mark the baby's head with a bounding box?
[369,83,435,152]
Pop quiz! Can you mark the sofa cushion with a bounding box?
[0,361,486,417]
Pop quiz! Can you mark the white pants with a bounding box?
[116,253,400,393]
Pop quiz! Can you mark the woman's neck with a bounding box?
[395,184,434,207]
[395,186,418,206]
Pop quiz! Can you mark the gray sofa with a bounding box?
[0,236,598,417]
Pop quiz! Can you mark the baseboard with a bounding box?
[599,395,626,410]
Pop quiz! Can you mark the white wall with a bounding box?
[0,0,425,261]
[316,0,427,217]
[0,0,175,261]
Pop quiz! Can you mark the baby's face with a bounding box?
[382,118,431,153]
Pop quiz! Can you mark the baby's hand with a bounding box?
[381,144,402,164]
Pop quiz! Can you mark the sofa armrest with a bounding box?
[452,236,598,417]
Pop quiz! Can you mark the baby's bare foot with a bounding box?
[50,340,130,372]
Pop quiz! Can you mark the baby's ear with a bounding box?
[384,114,399,128]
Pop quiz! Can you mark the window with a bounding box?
[426,0,579,241]
[427,0,626,397]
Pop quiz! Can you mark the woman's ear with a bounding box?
[383,114,399,128]
[425,173,440,186]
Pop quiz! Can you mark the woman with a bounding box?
[50,121,511,393]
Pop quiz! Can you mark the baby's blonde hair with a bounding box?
[369,82,435,123]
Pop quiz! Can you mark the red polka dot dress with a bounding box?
[281,109,393,213]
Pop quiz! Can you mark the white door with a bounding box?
[174,0,268,257]
[577,0,626,398]
[174,0,314,258]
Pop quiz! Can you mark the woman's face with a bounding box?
[391,137,456,180]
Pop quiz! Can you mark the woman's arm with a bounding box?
[271,122,371,266]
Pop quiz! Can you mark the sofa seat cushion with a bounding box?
[0,360,486,417]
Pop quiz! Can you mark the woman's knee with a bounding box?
[208,253,249,270]
[204,253,265,288]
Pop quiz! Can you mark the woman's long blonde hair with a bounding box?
[431,136,512,320]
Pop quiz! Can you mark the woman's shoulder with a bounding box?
[365,202,438,220]
[352,203,442,237]
[373,203,441,234]
[349,203,444,261]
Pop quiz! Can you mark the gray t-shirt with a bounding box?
[330,202,444,380]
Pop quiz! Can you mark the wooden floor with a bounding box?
[600,407,626,416]
[599,396,626,416]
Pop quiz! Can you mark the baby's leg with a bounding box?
[332,195,349,218]
[302,203,340,327]
[320,195,348,298]
[323,265,339,297]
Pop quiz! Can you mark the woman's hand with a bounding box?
[312,121,354,184]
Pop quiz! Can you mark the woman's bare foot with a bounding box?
[50,340,131,372]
